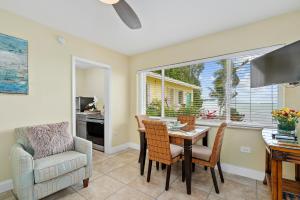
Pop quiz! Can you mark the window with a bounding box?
[178,91,183,105]
[139,46,281,126]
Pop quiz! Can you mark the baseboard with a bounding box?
[0,179,13,194]
[127,142,140,150]
[109,142,140,154]
[110,143,130,154]
[221,163,265,181]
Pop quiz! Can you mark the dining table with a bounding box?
[138,125,210,195]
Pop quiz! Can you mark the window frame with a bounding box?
[137,45,284,128]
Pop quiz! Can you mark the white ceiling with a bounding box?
[1,0,300,55]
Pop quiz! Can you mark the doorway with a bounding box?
[71,56,112,153]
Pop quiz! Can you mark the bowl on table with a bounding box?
[167,121,187,131]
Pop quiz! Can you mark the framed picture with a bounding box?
[0,33,28,94]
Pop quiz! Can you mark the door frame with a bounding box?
[71,56,112,153]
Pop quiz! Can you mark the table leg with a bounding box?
[271,159,278,200]
[264,148,270,185]
[295,164,300,181]
[140,132,147,176]
[184,139,192,195]
[203,132,208,170]
[277,161,282,200]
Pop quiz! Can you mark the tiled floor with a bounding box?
[0,148,271,200]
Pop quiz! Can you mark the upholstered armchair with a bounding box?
[10,125,92,200]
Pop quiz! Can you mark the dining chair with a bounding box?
[177,115,196,131]
[142,120,185,191]
[192,122,227,194]
[135,115,160,172]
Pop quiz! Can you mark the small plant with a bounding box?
[272,108,300,132]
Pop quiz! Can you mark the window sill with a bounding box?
[149,117,275,131]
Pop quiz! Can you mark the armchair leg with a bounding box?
[83,178,89,188]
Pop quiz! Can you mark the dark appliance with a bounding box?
[251,40,300,88]
[76,97,94,112]
[86,116,104,151]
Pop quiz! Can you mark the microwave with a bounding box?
[76,97,94,112]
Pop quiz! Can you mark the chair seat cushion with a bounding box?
[34,151,87,183]
[170,144,183,158]
[192,145,212,161]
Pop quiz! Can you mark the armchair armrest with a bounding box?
[11,143,34,200]
[73,136,93,178]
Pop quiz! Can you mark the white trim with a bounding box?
[225,60,232,123]
[128,142,140,150]
[71,56,113,154]
[161,69,165,117]
[109,142,140,154]
[220,163,265,181]
[110,143,130,154]
[0,179,13,193]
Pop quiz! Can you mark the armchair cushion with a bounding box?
[34,151,87,183]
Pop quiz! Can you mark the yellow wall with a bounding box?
[146,76,194,102]
[129,10,300,178]
[0,9,130,181]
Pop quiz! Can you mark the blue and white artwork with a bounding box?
[0,33,28,94]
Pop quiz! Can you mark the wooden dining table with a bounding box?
[138,126,210,195]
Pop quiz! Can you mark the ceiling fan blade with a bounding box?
[113,0,141,29]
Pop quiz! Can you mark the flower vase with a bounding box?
[277,120,296,135]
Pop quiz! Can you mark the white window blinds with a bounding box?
[140,46,280,126]
[230,55,278,124]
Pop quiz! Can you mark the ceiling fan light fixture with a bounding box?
[99,0,119,5]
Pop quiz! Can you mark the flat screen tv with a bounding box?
[251,40,300,88]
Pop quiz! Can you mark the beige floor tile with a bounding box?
[210,179,256,200]
[191,168,213,193]
[42,188,84,200]
[257,181,271,200]
[223,172,256,188]
[149,165,180,184]
[107,165,140,184]
[74,175,125,200]
[106,186,154,200]
[207,194,223,200]
[128,175,166,198]
[157,178,209,200]
[93,156,128,174]
[93,150,109,164]
[126,148,140,155]
[91,165,104,180]
[0,191,16,200]
[114,151,139,163]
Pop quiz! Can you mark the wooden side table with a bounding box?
[262,129,300,200]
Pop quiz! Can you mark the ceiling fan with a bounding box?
[99,0,142,29]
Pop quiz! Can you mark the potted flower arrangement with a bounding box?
[272,108,300,135]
